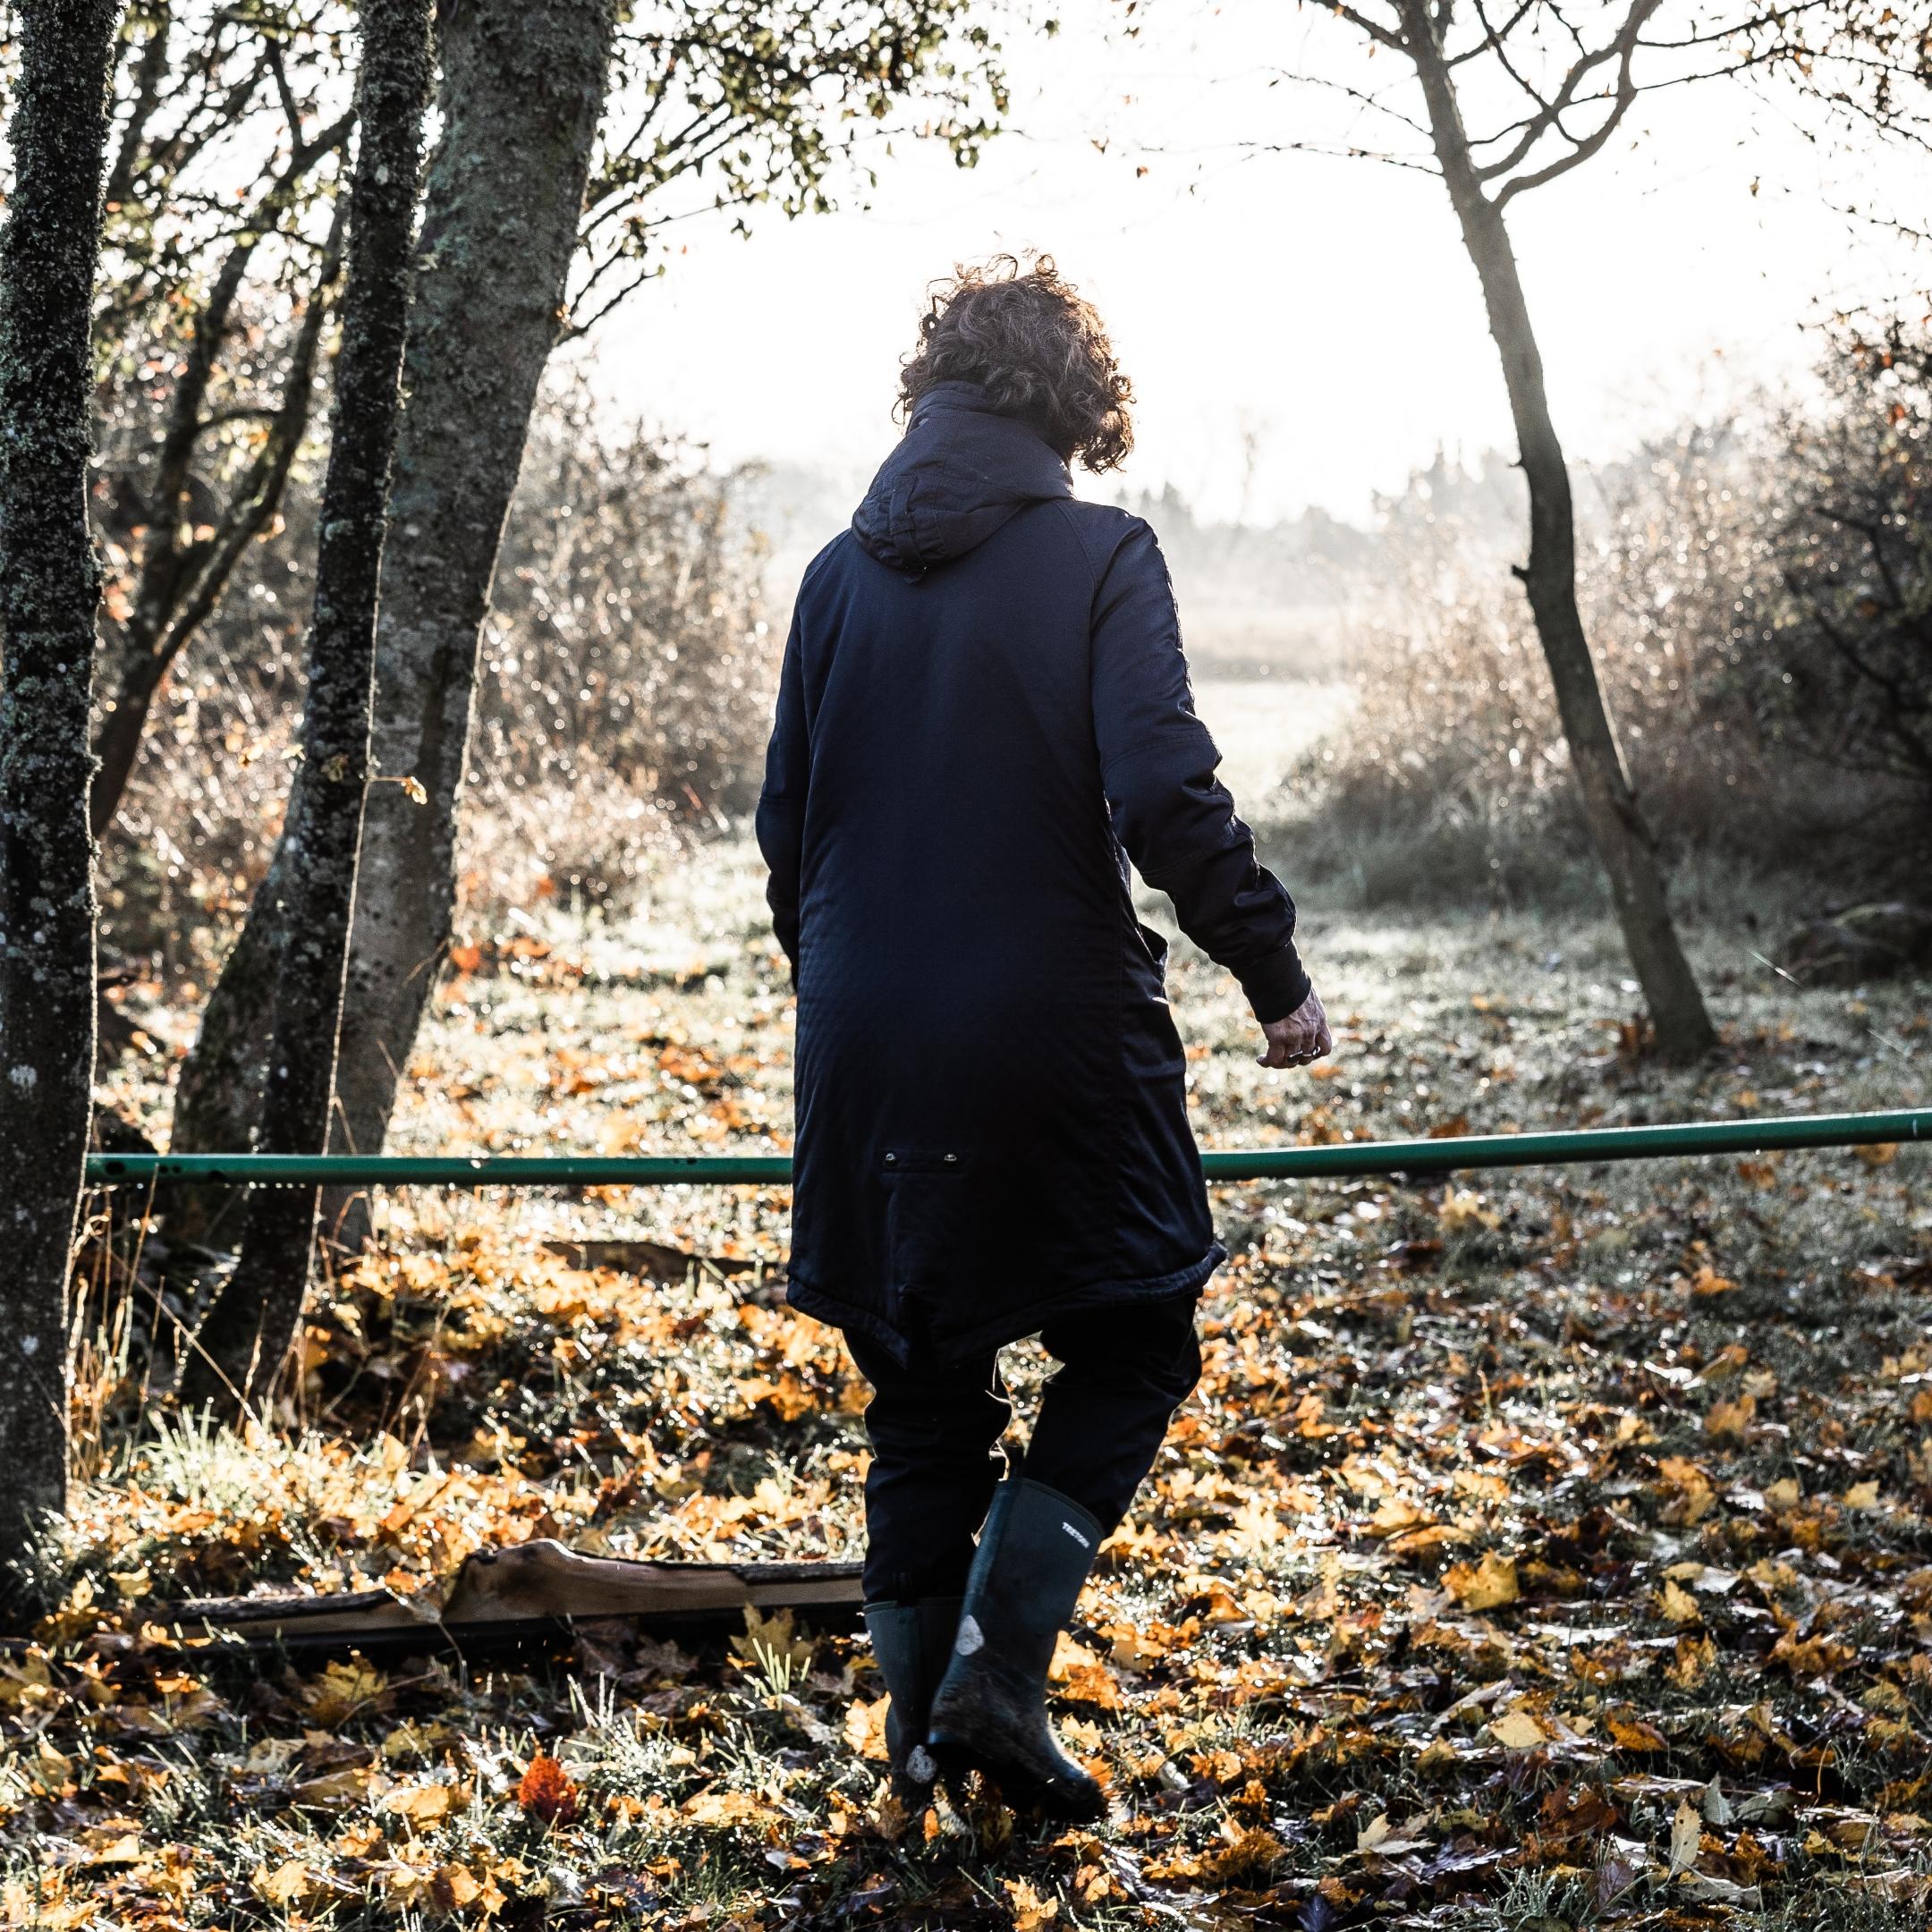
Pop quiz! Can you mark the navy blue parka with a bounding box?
[757,383,1309,1366]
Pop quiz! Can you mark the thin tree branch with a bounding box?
[1332,0,1407,53]
[1447,0,1535,66]
[104,0,177,209]
[1493,0,1660,202]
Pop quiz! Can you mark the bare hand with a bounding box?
[1258,985,1332,1071]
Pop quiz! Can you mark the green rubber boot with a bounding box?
[863,1597,962,1801]
[925,1479,1106,1820]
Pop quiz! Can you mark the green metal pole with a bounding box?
[83,1106,1929,1189]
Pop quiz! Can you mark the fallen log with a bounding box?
[142,1539,863,1659]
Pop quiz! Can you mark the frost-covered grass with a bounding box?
[19,842,1929,1927]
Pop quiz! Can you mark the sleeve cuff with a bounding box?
[1240,945,1311,1026]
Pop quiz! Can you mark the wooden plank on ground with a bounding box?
[144,1539,863,1656]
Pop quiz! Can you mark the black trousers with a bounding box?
[847,1294,1202,1605]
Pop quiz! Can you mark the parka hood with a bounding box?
[851,381,1072,575]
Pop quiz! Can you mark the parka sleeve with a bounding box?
[755,613,808,974]
[1089,520,1311,1024]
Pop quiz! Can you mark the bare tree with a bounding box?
[180,0,434,1415]
[0,0,123,1579]
[89,2,356,836]
[1410,0,1718,1054]
[169,0,623,1236]
[327,0,622,1238]
[89,123,351,835]
[1254,0,1926,1055]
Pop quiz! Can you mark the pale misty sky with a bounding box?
[578,0,1929,527]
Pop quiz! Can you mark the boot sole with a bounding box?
[926,1725,1106,1822]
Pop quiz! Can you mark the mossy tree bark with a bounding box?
[0,0,123,1583]
[180,0,436,1417]
[1393,0,1717,1061]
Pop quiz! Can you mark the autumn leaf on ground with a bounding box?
[432,1864,483,1913]
[385,1780,461,1827]
[1606,1708,1669,1752]
[1206,1821,1287,1885]
[682,1788,776,1826]
[732,1604,812,1679]
[1705,1394,1756,1441]
[1004,1877,1059,1929]
[1657,1578,1702,1624]
[1686,1262,1737,1298]
[516,1754,580,1826]
[844,1694,890,1763]
[1368,1492,1431,1537]
[1669,1634,1719,1687]
[301,1656,389,1725]
[1769,1629,1858,1676]
[1670,1796,1703,1874]
[1438,1188,1500,1234]
[253,1860,316,1909]
[1490,1707,1548,1750]
[1444,1550,1518,1610]
[1049,1631,1124,1709]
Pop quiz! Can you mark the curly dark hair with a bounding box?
[896,255,1134,472]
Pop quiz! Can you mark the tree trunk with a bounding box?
[180,0,434,1417]
[164,816,292,1250]
[91,651,168,837]
[0,0,122,1585]
[169,0,621,1252]
[1397,0,1717,1061]
[330,0,619,1242]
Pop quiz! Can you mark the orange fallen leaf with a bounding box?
[1705,1394,1756,1442]
[516,1754,580,1826]
[844,1695,890,1764]
[1657,1580,1702,1624]
[1004,1877,1059,1928]
[1606,1709,1669,1753]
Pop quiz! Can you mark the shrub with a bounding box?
[1278,319,1929,911]
[100,374,777,969]
[1747,316,1931,885]
[474,382,776,832]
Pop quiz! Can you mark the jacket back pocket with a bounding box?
[882,1148,970,1295]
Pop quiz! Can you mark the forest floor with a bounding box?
[12,843,1932,1930]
